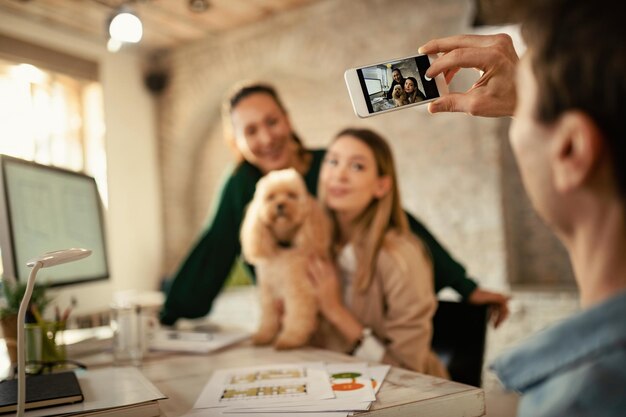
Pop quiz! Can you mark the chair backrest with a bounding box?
[431,300,488,387]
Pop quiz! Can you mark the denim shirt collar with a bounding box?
[491,290,626,392]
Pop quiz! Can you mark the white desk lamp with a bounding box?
[17,248,91,417]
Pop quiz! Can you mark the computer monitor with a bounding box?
[0,154,109,290]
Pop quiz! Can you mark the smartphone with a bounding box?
[344,53,448,118]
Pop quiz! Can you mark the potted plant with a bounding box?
[0,279,51,364]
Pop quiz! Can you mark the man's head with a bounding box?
[509,0,625,234]
[519,0,626,197]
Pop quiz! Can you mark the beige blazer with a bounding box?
[312,231,448,378]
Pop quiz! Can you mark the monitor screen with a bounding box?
[0,155,109,286]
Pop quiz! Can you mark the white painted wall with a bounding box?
[0,11,163,314]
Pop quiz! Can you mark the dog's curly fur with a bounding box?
[392,84,409,107]
[241,168,331,349]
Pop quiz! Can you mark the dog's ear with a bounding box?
[240,199,277,263]
[293,196,332,257]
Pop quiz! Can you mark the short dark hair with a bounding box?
[522,0,626,197]
[391,68,402,75]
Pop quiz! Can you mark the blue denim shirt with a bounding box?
[491,290,626,417]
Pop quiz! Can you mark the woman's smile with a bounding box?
[327,185,351,198]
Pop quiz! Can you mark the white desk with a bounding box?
[0,336,485,416]
[72,341,485,417]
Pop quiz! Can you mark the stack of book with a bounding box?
[0,372,83,414]
[0,367,165,417]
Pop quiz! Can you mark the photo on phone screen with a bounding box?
[356,55,439,114]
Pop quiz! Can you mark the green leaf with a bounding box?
[0,279,52,320]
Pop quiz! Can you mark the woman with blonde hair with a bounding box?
[309,128,447,376]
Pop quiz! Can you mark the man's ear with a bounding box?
[374,175,392,198]
[551,111,604,193]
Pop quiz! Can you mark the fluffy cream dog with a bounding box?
[241,168,331,349]
[392,84,409,107]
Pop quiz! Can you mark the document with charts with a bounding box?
[193,362,334,409]
[223,363,390,414]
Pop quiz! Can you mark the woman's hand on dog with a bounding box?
[307,255,344,319]
[308,255,365,345]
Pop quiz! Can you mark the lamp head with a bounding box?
[26,248,92,268]
[108,6,143,44]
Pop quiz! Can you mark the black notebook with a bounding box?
[0,371,84,414]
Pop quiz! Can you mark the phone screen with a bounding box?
[356,54,439,114]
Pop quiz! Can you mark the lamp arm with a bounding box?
[16,261,42,417]
[16,248,91,416]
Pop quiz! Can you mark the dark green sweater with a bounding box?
[160,149,477,325]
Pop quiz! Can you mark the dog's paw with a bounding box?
[251,331,274,346]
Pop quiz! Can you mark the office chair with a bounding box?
[431,300,488,387]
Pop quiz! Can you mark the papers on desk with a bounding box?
[193,362,334,409]
[183,362,390,416]
[149,329,250,353]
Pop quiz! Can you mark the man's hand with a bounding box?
[418,34,519,117]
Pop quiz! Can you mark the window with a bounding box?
[0,36,107,205]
